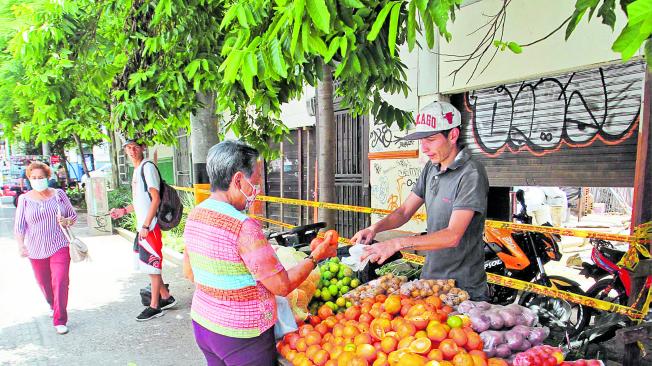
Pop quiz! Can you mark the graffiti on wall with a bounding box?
[369,123,418,153]
[466,63,642,157]
[370,159,426,232]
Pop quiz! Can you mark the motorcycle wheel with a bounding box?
[574,278,627,334]
[519,275,586,338]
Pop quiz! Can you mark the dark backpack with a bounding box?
[141,161,183,231]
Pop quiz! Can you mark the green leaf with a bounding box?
[184,60,201,80]
[340,36,348,56]
[325,37,340,62]
[220,6,239,30]
[244,52,258,76]
[416,0,428,13]
[224,51,244,83]
[291,0,306,54]
[269,38,288,78]
[612,23,648,60]
[507,42,522,54]
[565,9,586,39]
[628,0,652,25]
[309,33,328,54]
[367,1,395,41]
[342,0,364,8]
[388,2,400,57]
[237,6,249,28]
[407,0,417,51]
[597,0,616,29]
[422,9,435,48]
[306,0,331,33]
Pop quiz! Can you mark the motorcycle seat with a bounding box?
[600,247,626,264]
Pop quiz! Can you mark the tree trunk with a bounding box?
[190,92,219,184]
[316,65,336,229]
[108,129,120,188]
[73,133,91,175]
[42,141,50,156]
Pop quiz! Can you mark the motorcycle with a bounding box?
[483,189,586,338]
[576,238,651,338]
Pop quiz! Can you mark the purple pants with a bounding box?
[192,321,278,366]
[29,247,70,326]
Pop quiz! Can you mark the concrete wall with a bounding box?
[280,85,317,129]
[438,0,632,93]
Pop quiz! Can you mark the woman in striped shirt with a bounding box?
[184,140,336,365]
[14,161,77,335]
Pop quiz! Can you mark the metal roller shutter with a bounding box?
[452,60,645,187]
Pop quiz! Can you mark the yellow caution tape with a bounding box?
[174,186,648,245]
[249,214,647,320]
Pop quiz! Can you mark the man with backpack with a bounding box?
[110,139,177,321]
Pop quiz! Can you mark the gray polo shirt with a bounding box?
[412,146,489,300]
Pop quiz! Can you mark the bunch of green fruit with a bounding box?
[308,257,361,314]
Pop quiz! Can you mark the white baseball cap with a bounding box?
[400,101,461,140]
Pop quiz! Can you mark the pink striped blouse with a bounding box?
[14,189,78,259]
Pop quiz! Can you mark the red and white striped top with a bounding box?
[14,189,78,259]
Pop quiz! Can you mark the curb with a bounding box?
[114,227,184,266]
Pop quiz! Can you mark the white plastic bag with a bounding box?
[341,244,371,271]
[274,296,298,340]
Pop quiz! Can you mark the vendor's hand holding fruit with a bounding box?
[353,225,402,265]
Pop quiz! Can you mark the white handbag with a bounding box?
[56,198,88,263]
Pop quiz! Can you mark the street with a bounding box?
[0,202,204,366]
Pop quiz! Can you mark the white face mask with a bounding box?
[239,177,260,211]
[30,178,49,192]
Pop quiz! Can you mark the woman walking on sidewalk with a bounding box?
[184,140,336,366]
[14,161,77,335]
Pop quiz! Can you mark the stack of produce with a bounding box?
[343,274,408,306]
[399,279,470,307]
[512,346,604,366]
[458,301,549,359]
[309,257,361,315]
[275,246,322,321]
[375,259,422,279]
[278,292,513,366]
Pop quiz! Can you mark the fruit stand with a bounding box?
[274,235,605,366]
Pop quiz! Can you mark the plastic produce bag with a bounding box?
[274,296,298,339]
[273,246,320,321]
[341,244,371,271]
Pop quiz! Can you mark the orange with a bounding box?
[370,319,391,340]
[343,325,360,339]
[466,333,483,351]
[452,353,475,366]
[448,328,467,347]
[345,306,362,321]
[354,334,372,346]
[309,315,322,326]
[332,324,345,338]
[325,360,338,366]
[397,336,415,350]
[315,323,329,336]
[375,294,387,303]
[395,353,428,366]
[337,351,357,366]
[325,229,339,245]
[396,322,417,339]
[313,350,330,366]
[415,330,428,339]
[387,349,409,365]
[318,305,334,320]
[306,331,323,346]
[359,313,374,324]
[427,323,448,342]
[439,339,460,360]
[380,337,398,353]
[384,295,402,315]
[487,359,509,366]
[425,296,443,309]
[299,324,314,337]
[286,333,300,350]
[355,344,378,363]
[427,349,444,361]
[409,337,432,354]
[306,344,321,360]
[295,338,308,352]
[470,354,487,366]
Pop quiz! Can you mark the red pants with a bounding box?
[30,247,70,326]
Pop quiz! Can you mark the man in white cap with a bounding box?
[354,101,490,300]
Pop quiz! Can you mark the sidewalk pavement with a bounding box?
[0,204,204,366]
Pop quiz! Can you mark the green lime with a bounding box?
[331,257,340,263]
[350,279,360,288]
[447,315,463,329]
[342,277,351,286]
[321,280,330,288]
[321,291,332,301]
[326,301,337,311]
[337,270,345,279]
[336,297,346,307]
[322,271,333,280]
[340,285,350,294]
[320,264,328,273]
[346,301,353,308]
[336,280,343,287]
[343,267,354,277]
[329,263,340,273]
[314,289,321,298]
[330,278,338,285]
[328,285,339,296]
[343,343,356,352]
